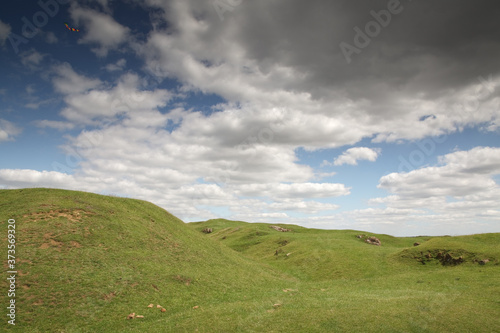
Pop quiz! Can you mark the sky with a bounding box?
[0,0,499,236]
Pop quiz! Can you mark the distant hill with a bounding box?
[188,219,499,281]
[1,189,499,332]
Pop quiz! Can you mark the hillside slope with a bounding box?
[0,189,290,332]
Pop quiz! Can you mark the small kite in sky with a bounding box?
[64,22,79,32]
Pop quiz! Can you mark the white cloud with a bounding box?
[378,147,500,199]
[104,58,126,72]
[234,183,350,199]
[52,63,102,95]
[45,31,58,44]
[34,120,75,131]
[60,74,172,125]
[25,99,53,110]
[0,20,11,46]
[268,199,340,214]
[359,147,500,233]
[20,49,45,70]
[0,170,80,189]
[0,120,22,143]
[332,147,381,166]
[71,6,130,57]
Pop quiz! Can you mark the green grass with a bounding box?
[1,189,499,332]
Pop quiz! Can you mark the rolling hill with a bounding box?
[1,189,499,332]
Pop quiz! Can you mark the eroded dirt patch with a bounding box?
[39,233,81,251]
[70,241,82,248]
[23,209,93,223]
[103,292,117,301]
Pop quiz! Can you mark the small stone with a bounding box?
[127,313,135,320]
[147,304,154,308]
[161,308,166,312]
[136,315,144,318]
[193,305,199,309]
[364,236,381,246]
[157,304,162,308]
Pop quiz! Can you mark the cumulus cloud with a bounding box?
[268,199,340,214]
[71,6,130,57]
[378,147,500,199]
[332,147,381,166]
[362,147,500,233]
[34,120,75,131]
[52,63,102,95]
[61,74,172,125]
[234,183,350,199]
[0,169,80,189]
[104,58,126,72]
[20,49,45,70]
[134,0,500,148]
[0,119,21,143]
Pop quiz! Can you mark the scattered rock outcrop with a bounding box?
[444,254,463,265]
[365,236,381,246]
[270,226,291,232]
[436,251,464,266]
[355,234,381,246]
[202,228,213,234]
[478,259,489,265]
[413,242,421,246]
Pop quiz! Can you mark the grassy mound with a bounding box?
[396,234,500,266]
[0,189,288,332]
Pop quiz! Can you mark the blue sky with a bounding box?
[1,0,499,236]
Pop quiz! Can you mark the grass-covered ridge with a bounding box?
[1,189,499,332]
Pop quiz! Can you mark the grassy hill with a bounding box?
[1,189,499,332]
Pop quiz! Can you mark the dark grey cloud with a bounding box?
[213,0,500,101]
